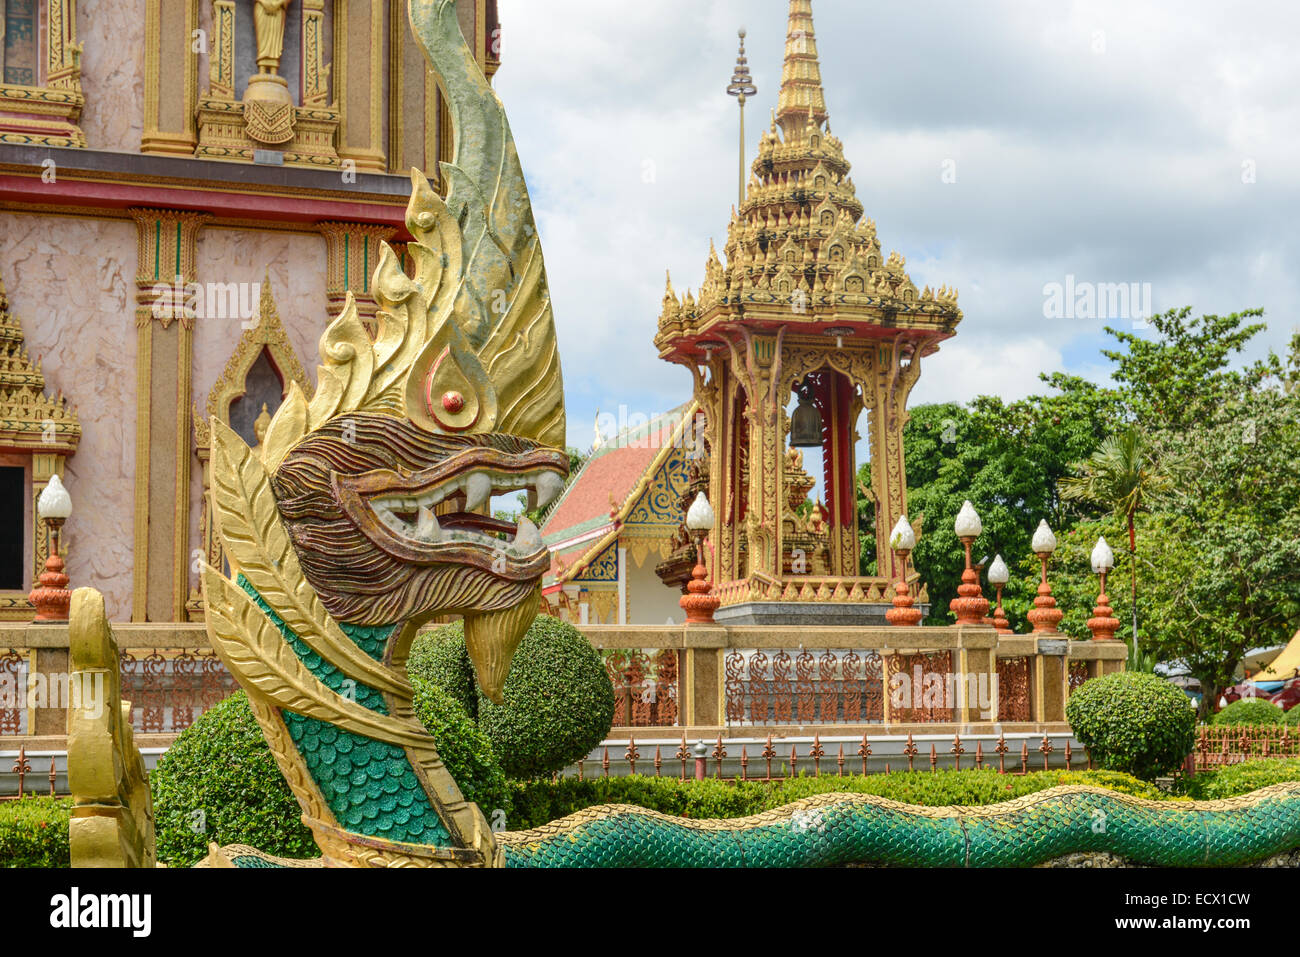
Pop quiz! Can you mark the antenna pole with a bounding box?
[727,29,757,210]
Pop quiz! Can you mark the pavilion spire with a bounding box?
[775,0,828,138]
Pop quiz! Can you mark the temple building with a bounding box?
[539,403,700,626]
[0,0,500,624]
[541,0,963,629]
[655,0,962,625]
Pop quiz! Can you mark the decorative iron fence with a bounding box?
[0,650,30,735]
[724,649,887,725]
[118,650,239,734]
[1,747,59,800]
[1192,725,1299,771]
[572,731,1088,781]
[604,650,679,727]
[997,656,1031,722]
[1068,660,1090,694]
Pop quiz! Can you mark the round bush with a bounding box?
[408,621,478,718]
[410,675,510,817]
[1065,671,1197,780]
[1212,698,1285,727]
[151,691,315,868]
[1285,706,1300,727]
[152,683,512,867]
[414,614,615,780]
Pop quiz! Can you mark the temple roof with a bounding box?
[655,0,962,362]
[776,0,828,137]
[542,401,696,585]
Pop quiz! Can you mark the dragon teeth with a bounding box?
[415,507,441,542]
[513,516,542,553]
[534,472,565,509]
[464,471,492,511]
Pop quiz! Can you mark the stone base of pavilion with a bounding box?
[714,600,925,627]
[585,622,1129,775]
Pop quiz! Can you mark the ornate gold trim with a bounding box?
[0,0,84,146]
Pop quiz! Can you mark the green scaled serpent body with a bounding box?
[495,784,1300,868]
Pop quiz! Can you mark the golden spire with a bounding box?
[775,0,828,138]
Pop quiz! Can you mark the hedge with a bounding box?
[151,691,316,868]
[0,798,70,868]
[409,675,511,818]
[1181,758,1300,800]
[504,769,1168,832]
[411,615,615,780]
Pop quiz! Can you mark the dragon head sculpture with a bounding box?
[199,0,566,866]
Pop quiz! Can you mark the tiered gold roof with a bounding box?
[656,0,961,356]
[0,275,80,453]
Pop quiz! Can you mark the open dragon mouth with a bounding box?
[332,446,569,579]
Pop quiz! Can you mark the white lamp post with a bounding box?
[30,474,73,622]
[680,493,720,624]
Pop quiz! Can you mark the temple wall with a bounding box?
[78,0,147,152]
[188,226,328,599]
[192,227,329,408]
[0,211,138,620]
[627,551,685,625]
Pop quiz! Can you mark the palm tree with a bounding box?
[1059,428,1172,654]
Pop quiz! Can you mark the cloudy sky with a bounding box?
[494,0,1300,453]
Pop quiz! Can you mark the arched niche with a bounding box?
[188,280,312,618]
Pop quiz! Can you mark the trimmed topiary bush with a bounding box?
[410,675,510,818]
[1285,706,1300,727]
[408,621,478,719]
[477,615,615,779]
[1211,698,1286,726]
[411,615,615,780]
[151,691,315,868]
[1066,671,1197,780]
[152,681,515,867]
[0,797,70,867]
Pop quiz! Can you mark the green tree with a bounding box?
[1102,307,1268,429]
[1140,384,1300,717]
[887,383,1113,625]
[1058,427,1173,653]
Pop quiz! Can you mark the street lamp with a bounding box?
[1087,536,1120,641]
[679,493,720,624]
[987,554,1013,635]
[949,501,989,625]
[885,515,923,627]
[30,474,72,622]
[1026,519,1063,634]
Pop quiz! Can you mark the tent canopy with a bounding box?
[1256,627,1300,682]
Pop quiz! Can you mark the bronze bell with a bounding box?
[789,384,823,448]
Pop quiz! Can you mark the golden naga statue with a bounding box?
[199,0,566,867]
[67,588,156,868]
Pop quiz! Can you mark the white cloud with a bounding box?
[494,0,1300,448]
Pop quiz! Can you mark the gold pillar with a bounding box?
[334,0,386,173]
[142,0,200,154]
[129,209,210,623]
[869,338,926,583]
[302,0,330,106]
[719,332,785,581]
